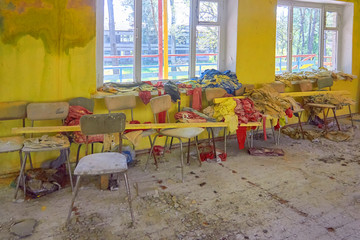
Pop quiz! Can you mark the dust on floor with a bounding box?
[1,118,360,240]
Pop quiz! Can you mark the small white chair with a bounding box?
[144,95,204,182]
[66,113,134,225]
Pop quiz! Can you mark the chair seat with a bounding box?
[160,127,204,139]
[22,135,70,152]
[0,136,24,153]
[74,152,128,176]
[141,129,156,137]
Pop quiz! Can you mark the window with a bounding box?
[275,1,346,74]
[97,0,225,85]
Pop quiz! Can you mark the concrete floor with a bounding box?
[1,118,360,240]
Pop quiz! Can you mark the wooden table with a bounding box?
[213,90,351,104]
[12,122,262,134]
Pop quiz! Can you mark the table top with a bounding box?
[11,122,262,134]
[306,103,336,108]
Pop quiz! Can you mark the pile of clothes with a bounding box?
[304,93,355,116]
[275,67,355,86]
[197,69,242,95]
[247,86,294,119]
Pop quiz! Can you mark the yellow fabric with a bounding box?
[213,98,238,132]
[213,99,236,121]
[224,115,239,133]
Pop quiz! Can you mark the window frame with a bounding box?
[276,0,343,73]
[96,0,225,87]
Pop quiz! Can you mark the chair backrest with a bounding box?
[104,95,136,121]
[205,88,227,103]
[104,95,136,112]
[69,97,94,112]
[317,77,333,90]
[0,101,27,121]
[80,113,126,136]
[27,102,69,121]
[149,95,171,115]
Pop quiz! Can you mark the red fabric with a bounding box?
[219,153,227,161]
[153,145,164,156]
[285,108,293,118]
[174,111,206,122]
[64,106,104,144]
[236,126,247,150]
[234,98,262,124]
[192,87,202,111]
[139,91,152,105]
[274,119,281,130]
[157,90,166,123]
[263,116,267,141]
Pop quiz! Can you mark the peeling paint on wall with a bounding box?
[0,0,95,54]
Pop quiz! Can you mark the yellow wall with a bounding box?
[0,0,359,174]
[236,0,360,117]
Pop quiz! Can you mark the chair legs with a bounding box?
[194,137,202,167]
[144,135,159,171]
[66,173,135,226]
[66,176,82,225]
[122,172,135,224]
[177,138,184,183]
[14,151,27,201]
[66,148,74,191]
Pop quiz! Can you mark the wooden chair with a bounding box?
[104,95,155,148]
[66,113,134,225]
[69,97,103,164]
[14,102,73,201]
[144,95,204,182]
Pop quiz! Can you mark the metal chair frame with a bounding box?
[66,113,134,225]
[14,102,74,201]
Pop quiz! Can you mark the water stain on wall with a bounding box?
[0,0,95,54]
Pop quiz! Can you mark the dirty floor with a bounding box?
[1,118,360,240]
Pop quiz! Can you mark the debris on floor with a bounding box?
[10,219,37,238]
[248,147,285,156]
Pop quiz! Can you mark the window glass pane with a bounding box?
[104,0,135,83]
[196,26,219,77]
[326,11,337,28]
[276,6,289,74]
[199,1,218,22]
[324,30,338,70]
[141,0,159,81]
[292,7,320,72]
[167,0,190,80]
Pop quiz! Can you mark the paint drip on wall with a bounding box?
[0,0,95,54]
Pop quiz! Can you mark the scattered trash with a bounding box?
[248,148,285,156]
[10,219,37,238]
[15,165,67,198]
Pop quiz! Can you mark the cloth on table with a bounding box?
[304,93,355,116]
[203,106,214,118]
[197,69,242,95]
[164,81,181,102]
[64,105,103,144]
[174,111,207,123]
[248,86,293,119]
[192,87,202,111]
[139,91,152,105]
